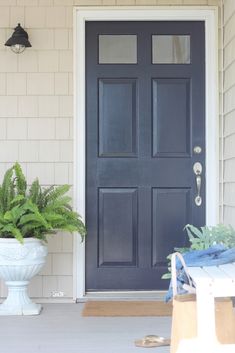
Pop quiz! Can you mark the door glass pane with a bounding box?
[99,35,137,64]
[152,35,190,64]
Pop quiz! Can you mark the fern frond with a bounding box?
[21,222,44,234]
[14,162,27,196]
[33,231,48,242]
[0,186,3,213]
[10,194,25,207]
[44,197,72,212]
[29,179,41,205]
[1,224,24,243]
[19,213,50,230]
[41,185,54,200]
[42,212,65,223]
[45,185,70,204]
[11,205,27,224]
[22,199,40,214]
[1,167,15,212]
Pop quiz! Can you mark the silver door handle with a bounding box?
[193,162,202,206]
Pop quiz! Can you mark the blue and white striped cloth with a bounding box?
[165,245,235,302]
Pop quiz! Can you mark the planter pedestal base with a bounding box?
[0,238,47,316]
[0,303,42,316]
[0,281,42,315]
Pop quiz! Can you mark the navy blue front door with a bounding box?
[85,21,205,291]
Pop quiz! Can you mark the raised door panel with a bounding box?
[152,188,191,267]
[98,188,138,267]
[99,79,137,157]
[152,79,191,157]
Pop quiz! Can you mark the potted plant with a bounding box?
[163,223,235,280]
[0,162,86,315]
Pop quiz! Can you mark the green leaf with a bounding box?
[42,212,65,223]
[13,162,27,196]
[19,213,50,229]
[29,179,40,204]
[10,205,26,224]
[4,211,13,222]
[1,224,24,243]
[161,273,172,279]
[1,166,15,212]
[10,194,25,206]
[45,185,71,204]
[185,224,203,239]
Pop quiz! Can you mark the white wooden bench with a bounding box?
[176,263,235,353]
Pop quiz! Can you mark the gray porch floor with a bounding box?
[0,303,171,353]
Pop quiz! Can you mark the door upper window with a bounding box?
[99,35,137,64]
[152,35,190,64]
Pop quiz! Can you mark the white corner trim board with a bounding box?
[73,6,219,300]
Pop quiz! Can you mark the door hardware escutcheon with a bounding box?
[193,146,202,154]
[193,162,202,206]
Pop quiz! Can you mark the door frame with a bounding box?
[73,6,219,300]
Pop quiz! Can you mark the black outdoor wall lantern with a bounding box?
[5,23,32,54]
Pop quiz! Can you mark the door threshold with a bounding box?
[76,291,167,302]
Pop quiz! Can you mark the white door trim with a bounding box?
[73,6,219,300]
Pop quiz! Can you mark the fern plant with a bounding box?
[0,163,86,244]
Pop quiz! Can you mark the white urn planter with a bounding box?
[0,238,47,315]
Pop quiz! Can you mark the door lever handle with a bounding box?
[193,162,202,206]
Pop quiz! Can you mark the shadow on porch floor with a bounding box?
[0,303,171,353]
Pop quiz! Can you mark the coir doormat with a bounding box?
[82,301,172,317]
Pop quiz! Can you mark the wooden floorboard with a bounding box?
[0,303,171,353]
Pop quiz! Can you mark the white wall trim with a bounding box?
[73,6,219,300]
[219,0,224,222]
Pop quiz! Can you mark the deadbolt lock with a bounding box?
[193,146,202,154]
